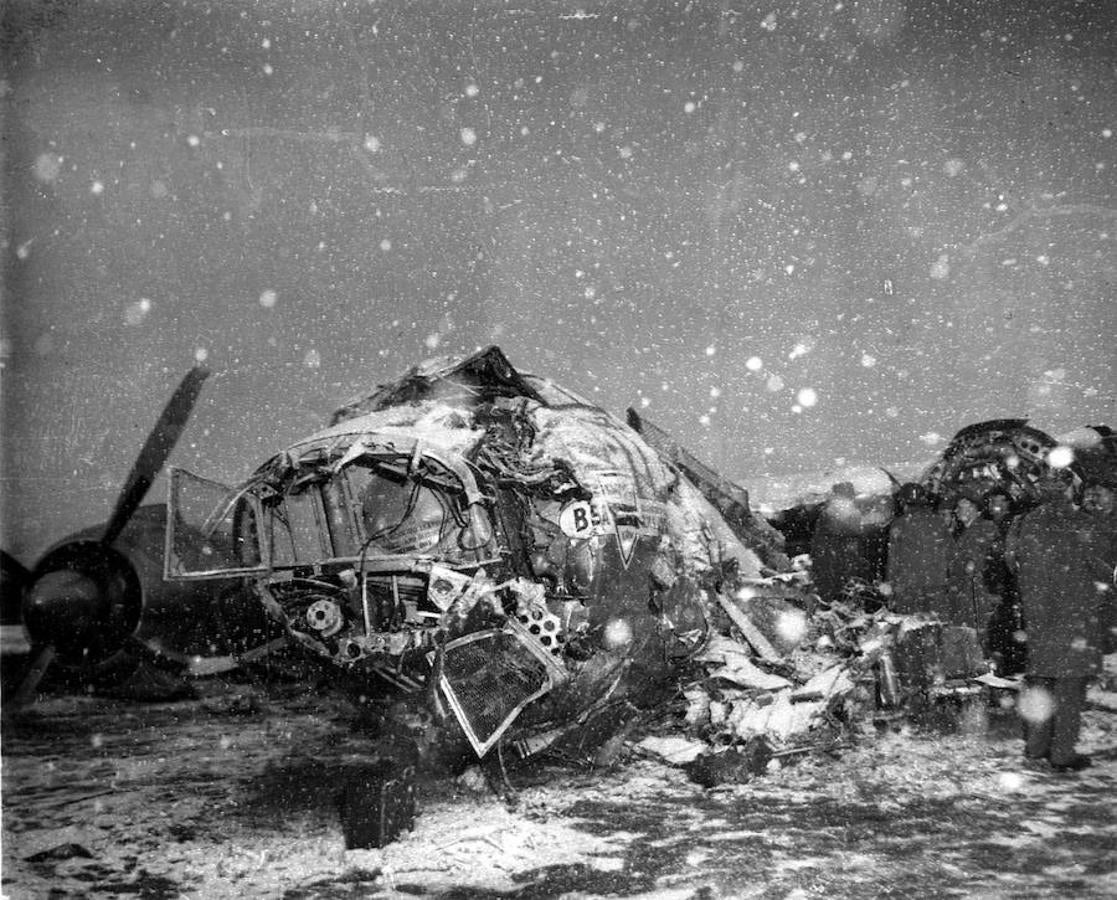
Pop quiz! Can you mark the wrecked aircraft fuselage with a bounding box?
[167,348,772,764]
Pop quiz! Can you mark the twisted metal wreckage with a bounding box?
[163,346,821,765]
[13,348,1113,780]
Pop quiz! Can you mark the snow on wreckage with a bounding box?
[165,346,860,783]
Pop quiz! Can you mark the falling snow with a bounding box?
[1047,445,1075,469]
[1,0,1113,570]
[123,298,152,326]
[32,153,62,183]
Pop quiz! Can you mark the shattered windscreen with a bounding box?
[348,464,450,554]
[341,458,492,560]
[263,463,456,563]
[267,485,332,566]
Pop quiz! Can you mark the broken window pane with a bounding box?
[346,464,450,555]
[269,487,330,565]
[165,468,266,579]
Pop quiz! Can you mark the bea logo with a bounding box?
[558,500,608,537]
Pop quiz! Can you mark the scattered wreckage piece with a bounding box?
[712,592,782,662]
[671,593,997,787]
[336,758,417,850]
[721,666,856,745]
[683,738,780,787]
[686,658,859,751]
[695,634,791,691]
[635,735,708,766]
[873,620,988,704]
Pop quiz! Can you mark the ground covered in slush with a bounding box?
[2,668,1115,900]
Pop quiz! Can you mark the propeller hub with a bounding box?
[22,541,143,667]
[23,570,107,656]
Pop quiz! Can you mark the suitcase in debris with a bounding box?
[939,625,984,679]
[892,620,943,693]
[336,760,416,849]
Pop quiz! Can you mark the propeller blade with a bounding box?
[101,365,211,547]
[11,645,58,707]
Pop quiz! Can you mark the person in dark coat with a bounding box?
[885,483,952,616]
[1081,483,1116,655]
[810,482,873,605]
[1009,480,1110,770]
[987,493,1027,678]
[947,492,1013,649]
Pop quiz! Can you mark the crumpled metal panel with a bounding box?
[438,619,567,757]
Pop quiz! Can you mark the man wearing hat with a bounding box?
[885,482,952,618]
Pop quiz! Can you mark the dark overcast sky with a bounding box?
[2,0,1115,562]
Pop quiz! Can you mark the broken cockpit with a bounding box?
[169,421,515,649]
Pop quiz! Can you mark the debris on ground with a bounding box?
[642,573,997,788]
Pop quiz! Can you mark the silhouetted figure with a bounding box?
[947,492,1012,648]
[885,483,951,616]
[1010,481,1109,770]
[979,493,1027,674]
[1081,483,1117,656]
[810,482,875,605]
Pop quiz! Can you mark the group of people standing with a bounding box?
[810,476,1115,772]
[885,483,1018,668]
[885,477,1115,770]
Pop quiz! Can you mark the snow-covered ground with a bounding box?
[3,658,1114,899]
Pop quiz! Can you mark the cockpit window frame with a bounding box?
[164,467,271,581]
[165,439,499,580]
[265,479,333,567]
[342,455,467,558]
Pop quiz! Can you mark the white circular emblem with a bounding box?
[559,500,598,537]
